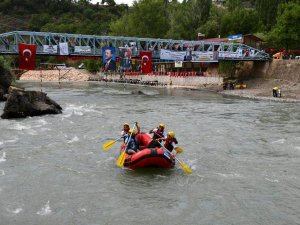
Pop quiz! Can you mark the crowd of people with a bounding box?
[121,122,179,156]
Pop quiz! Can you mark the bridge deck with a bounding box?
[0,31,270,61]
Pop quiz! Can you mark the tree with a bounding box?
[220,8,258,36]
[267,2,300,50]
[226,0,241,11]
[199,4,226,38]
[110,0,169,38]
[255,0,285,31]
[182,0,212,39]
[0,56,13,96]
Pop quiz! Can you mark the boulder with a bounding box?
[1,87,62,119]
[130,90,146,95]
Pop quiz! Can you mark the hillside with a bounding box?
[0,0,127,35]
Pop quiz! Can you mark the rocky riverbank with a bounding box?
[18,68,300,103]
[20,69,91,81]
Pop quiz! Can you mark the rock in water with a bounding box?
[1,87,62,119]
[130,90,146,95]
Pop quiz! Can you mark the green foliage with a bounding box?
[84,60,101,73]
[220,8,258,36]
[267,2,300,49]
[0,56,11,72]
[0,0,127,35]
[0,56,13,89]
[255,0,284,31]
[199,5,226,38]
[219,61,238,79]
[226,0,242,11]
[185,0,212,39]
[110,0,169,38]
[0,0,299,55]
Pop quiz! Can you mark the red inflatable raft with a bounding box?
[121,133,175,170]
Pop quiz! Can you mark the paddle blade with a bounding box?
[179,161,192,174]
[116,151,126,167]
[175,146,183,153]
[102,140,117,151]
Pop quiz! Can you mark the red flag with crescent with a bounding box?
[140,51,152,74]
[18,43,37,70]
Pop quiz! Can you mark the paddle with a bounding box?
[158,142,192,174]
[102,137,123,151]
[116,123,136,167]
[174,146,183,154]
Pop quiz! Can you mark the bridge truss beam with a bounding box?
[0,31,270,61]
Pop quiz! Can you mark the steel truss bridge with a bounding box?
[0,31,270,61]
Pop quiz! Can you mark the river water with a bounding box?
[0,81,299,225]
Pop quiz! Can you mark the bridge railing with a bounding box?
[0,31,271,61]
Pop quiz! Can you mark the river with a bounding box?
[0,81,299,225]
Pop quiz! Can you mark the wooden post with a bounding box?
[58,69,61,86]
[40,66,43,92]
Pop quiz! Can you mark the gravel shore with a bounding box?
[19,70,300,102]
[219,78,300,102]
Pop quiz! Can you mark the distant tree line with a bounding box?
[0,0,299,71]
[110,0,300,50]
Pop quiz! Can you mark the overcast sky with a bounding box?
[91,0,134,6]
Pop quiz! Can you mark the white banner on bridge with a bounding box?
[218,51,239,58]
[219,49,252,58]
[43,45,58,54]
[160,49,185,61]
[192,51,217,61]
[160,49,218,62]
[59,42,69,55]
[74,46,92,54]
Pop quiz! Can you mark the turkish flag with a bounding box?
[140,51,152,74]
[18,43,37,70]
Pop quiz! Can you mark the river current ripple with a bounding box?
[0,81,299,225]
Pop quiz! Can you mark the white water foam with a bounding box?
[265,178,279,183]
[65,104,101,116]
[7,208,23,214]
[4,139,18,143]
[216,172,242,178]
[0,141,3,146]
[37,201,52,216]
[10,123,32,131]
[78,208,87,213]
[67,136,79,143]
[272,139,286,144]
[0,152,6,163]
[37,119,48,126]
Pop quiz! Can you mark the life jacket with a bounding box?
[122,129,130,142]
[164,137,178,152]
[153,128,164,140]
[124,133,138,151]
